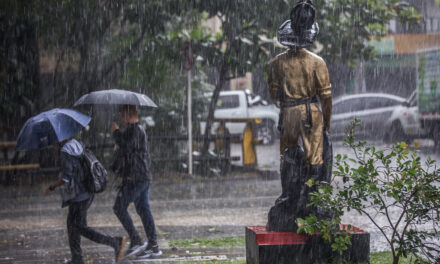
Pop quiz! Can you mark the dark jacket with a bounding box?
[60,139,90,207]
[112,122,152,182]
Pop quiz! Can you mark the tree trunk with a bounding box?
[26,21,40,115]
[201,61,228,154]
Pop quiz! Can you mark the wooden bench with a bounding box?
[0,164,40,171]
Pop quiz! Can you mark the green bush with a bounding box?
[297,119,440,264]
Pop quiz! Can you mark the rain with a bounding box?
[1,0,440,263]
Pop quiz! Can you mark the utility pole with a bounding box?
[182,41,194,175]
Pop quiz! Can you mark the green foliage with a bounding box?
[0,0,422,163]
[0,0,41,128]
[1,1,420,127]
[314,0,421,64]
[298,118,440,263]
[176,0,420,152]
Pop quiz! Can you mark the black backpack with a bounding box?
[81,148,108,193]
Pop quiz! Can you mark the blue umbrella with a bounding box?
[15,108,91,151]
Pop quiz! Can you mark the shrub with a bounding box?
[297,119,440,264]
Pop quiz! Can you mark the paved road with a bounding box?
[0,169,278,263]
[1,139,439,263]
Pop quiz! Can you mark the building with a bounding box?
[354,0,440,98]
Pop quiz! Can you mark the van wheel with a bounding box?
[255,120,275,145]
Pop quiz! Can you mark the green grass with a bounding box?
[179,261,245,264]
[370,251,417,264]
[173,236,422,264]
[179,253,417,264]
[169,236,245,248]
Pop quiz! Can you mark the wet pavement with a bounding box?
[1,139,439,263]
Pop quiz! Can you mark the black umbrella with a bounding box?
[73,89,158,108]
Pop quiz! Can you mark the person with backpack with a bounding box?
[111,104,162,259]
[43,138,126,264]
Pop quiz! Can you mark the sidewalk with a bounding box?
[0,167,277,263]
[0,225,247,264]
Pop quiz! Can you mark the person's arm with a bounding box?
[43,178,65,196]
[315,60,332,132]
[137,124,149,152]
[43,152,71,196]
[112,122,130,150]
[111,122,123,146]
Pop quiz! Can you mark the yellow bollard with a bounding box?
[215,121,231,154]
[242,120,261,167]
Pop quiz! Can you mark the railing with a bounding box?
[0,134,241,185]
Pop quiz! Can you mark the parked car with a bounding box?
[383,91,427,142]
[331,93,406,140]
[201,90,280,145]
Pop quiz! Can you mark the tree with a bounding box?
[299,119,440,264]
[181,0,420,154]
[314,0,421,65]
[187,1,289,153]
[0,0,41,136]
[37,0,180,105]
[0,0,421,152]
[0,0,197,135]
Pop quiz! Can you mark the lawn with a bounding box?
[174,236,419,263]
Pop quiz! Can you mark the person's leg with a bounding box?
[74,198,120,247]
[134,182,162,259]
[133,182,158,245]
[67,202,85,264]
[71,199,126,263]
[113,182,143,246]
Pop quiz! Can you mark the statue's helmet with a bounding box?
[277,0,319,48]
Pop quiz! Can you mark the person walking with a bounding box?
[111,104,162,259]
[44,138,126,264]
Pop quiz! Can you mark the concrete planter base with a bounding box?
[245,225,369,264]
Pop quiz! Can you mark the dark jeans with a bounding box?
[113,181,157,246]
[67,197,117,264]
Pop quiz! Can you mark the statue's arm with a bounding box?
[321,96,332,132]
[267,60,281,107]
[315,60,332,132]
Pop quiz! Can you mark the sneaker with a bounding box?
[114,236,127,264]
[137,244,162,259]
[125,241,148,258]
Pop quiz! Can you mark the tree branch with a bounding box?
[359,208,392,248]
[96,27,147,88]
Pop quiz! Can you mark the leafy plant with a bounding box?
[298,119,440,264]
